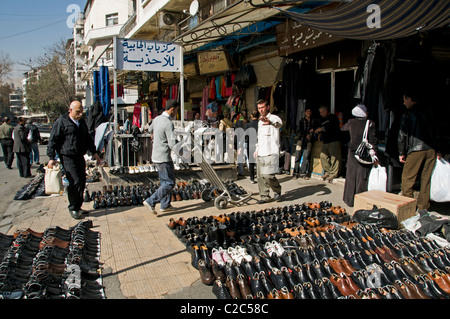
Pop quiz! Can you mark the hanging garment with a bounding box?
[93,70,100,103]
[133,104,141,128]
[100,66,111,118]
[282,61,301,130]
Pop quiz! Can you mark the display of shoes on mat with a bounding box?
[167,201,450,300]
[0,221,105,299]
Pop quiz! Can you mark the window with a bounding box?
[106,13,119,26]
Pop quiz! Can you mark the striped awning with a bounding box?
[275,0,450,40]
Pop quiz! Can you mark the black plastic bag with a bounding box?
[353,205,399,229]
[234,64,256,88]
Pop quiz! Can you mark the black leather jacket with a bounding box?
[398,103,439,156]
[47,113,97,160]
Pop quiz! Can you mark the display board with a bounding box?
[197,51,230,75]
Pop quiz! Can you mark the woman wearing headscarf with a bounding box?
[341,104,378,207]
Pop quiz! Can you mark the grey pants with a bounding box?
[257,154,281,200]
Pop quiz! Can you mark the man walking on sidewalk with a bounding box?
[13,117,32,178]
[47,99,101,220]
[143,99,179,215]
[0,117,14,169]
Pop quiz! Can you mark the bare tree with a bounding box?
[20,38,76,119]
[0,52,13,82]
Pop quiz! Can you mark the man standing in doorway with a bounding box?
[315,105,341,183]
[254,99,283,204]
[293,108,319,179]
[0,117,14,169]
[398,90,442,210]
[144,99,179,215]
[13,117,32,178]
[47,99,101,220]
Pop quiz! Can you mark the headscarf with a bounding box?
[352,104,367,118]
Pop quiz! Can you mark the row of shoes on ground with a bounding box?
[0,221,104,299]
[13,173,46,201]
[170,203,351,249]
[86,179,212,209]
[181,203,450,299]
[109,162,190,175]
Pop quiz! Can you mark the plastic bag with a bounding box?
[44,164,63,195]
[353,205,399,229]
[430,158,450,202]
[367,165,387,192]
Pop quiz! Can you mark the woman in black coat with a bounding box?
[341,105,378,207]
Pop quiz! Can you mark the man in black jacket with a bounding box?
[13,117,32,178]
[47,100,101,219]
[398,90,442,210]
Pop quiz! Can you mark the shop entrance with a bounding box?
[315,68,357,118]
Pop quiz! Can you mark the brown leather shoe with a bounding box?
[404,279,431,299]
[429,269,450,295]
[280,286,294,299]
[267,288,282,299]
[394,280,421,299]
[198,259,214,285]
[330,273,355,297]
[237,274,253,298]
[168,218,177,229]
[226,275,241,299]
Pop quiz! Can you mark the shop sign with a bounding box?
[197,51,230,75]
[276,20,343,56]
[114,38,181,72]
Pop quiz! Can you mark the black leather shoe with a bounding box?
[69,210,84,220]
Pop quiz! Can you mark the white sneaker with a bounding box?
[211,248,224,267]
[271,240,286,257]
[220,247,232,264]
[264,241,275,257]
[235,245,252,263]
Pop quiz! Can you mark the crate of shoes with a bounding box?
[168,202,450,299]
[0,220,105,299]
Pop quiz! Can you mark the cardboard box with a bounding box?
[354,190,417,224]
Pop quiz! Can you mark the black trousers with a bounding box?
[60,155,86,212]
[0,139,14,168]
[15,152,31,177]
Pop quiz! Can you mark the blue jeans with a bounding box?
[29,142,39,163]
[145,162,175,210]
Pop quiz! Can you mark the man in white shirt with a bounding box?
[254,99,283,204]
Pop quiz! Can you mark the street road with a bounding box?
[0,144,46,217]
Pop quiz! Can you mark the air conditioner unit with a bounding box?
[158,11,179,29]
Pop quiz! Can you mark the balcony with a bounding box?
[84,24,124,47]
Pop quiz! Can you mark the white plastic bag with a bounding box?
[430,158,450,202]
[44,164,63,195]
[367,165,387,192]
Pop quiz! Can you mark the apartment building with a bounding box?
[74,0,138,106]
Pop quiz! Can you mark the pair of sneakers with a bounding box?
[212,246,252,265]
[264,240,285,257]
[211,247,231,267]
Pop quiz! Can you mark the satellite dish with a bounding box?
[162,13,175,25]
[189,0,199,16]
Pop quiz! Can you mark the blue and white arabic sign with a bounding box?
[115,38,181,72]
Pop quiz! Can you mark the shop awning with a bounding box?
[175,0,328,53]
[275,0,450,40]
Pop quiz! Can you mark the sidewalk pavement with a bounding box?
[5,173,353,299]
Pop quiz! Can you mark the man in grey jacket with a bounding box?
[144,100,179,215]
